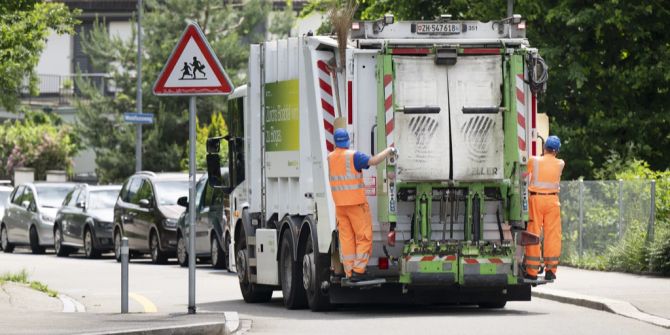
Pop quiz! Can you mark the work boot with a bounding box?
[523,273,537,281]
[544,271,556,281]
[350,271,372,283]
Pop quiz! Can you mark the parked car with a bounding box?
[1,183,77,254]
[176,169,230,269]
[54,185,122,258]
[113,172,190,264]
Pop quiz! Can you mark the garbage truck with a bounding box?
[206,14,549,311]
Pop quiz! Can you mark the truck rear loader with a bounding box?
[207,14,549,311]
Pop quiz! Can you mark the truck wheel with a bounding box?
[177,233,188,267]
[279,231,307,309]
[1,224,15,253]
[30,226,46,254]
[302,235,332,311]
[211,236,227,269]
[236,228,272,303]
[479,301,507,309]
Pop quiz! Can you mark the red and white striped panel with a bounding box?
[317,60,336,151]
[404,255,457,262]
[462,258,511,264]
[384,74,394,147]
[516,73,528,163]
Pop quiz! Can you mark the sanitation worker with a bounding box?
[524,135,565,281]
[328,128,396,282]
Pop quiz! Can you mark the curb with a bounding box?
[82,321,227,335]
[59,294,86,313]
[532,288,670,329]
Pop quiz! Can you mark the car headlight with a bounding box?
[163,218,178,229]
[41,214,54,223]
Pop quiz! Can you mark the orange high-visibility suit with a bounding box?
[328,148,371,277]
[525,154,565,276]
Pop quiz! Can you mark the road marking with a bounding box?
[59,294,86,313]
[129,292,158,313]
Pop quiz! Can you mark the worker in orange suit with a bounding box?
[524,135,565,281]
[328,128,396,282]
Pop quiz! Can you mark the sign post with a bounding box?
[153,21,234,315]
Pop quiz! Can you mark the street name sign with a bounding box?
[124,112,154,124]
[152,22,234,96]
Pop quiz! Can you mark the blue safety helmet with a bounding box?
[334,128,350,148]
[545,135,561,152]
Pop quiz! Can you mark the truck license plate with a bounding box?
[415,23,461,34]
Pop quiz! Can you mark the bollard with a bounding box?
[121,237,129,313]
[578,179,584,258]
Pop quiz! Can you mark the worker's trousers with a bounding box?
[336,203,372,277]
[525,194,562,276]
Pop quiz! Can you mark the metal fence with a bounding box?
[20,73,114,105]
[559,179,663,262]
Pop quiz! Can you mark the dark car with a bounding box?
[113,172,189,264]
[175,169,230,269]
[53,185,122,258]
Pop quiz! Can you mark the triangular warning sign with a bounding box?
[153,22,234,96]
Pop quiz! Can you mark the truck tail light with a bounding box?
[387,230,396,246]
[378,257,389,270]
[518,231,540,246]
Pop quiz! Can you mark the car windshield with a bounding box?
[36,186,74,208]
[153,180,188,206]
[88,190,120,209]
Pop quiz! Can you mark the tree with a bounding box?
[75,0,273,183]
[304,0,670,179]
[0,1,79,111]
[0,111,80,180]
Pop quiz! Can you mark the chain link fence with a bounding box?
[559,179,667,271]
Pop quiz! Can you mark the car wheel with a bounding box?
[1,224,14,253]
[150,230,168,264]
[30,226,46,254]
[114,229,122,262]
[83,228,101,259]
[211,236,227,269]
[54,225,70,257]
[177,233,188,267]
[236,227,272,303]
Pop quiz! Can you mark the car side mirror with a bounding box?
[76,201,86,210]
[139,199,151,208]
[206,137,225,189]
[177,196,188,208]
[21,200,30,209]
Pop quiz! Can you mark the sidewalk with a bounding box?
[533,266,670,328]
[0,282,232,335]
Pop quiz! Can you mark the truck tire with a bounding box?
[302,234,332,311]
[280,231,307,309]
[236,227,272,303]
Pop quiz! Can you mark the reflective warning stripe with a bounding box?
[340,254,356,261]
[516,73,528,162]
[355,253,370,260]
[317,59,336,151]
[544,256,560,261]
[525,256,542,262]
[331,183,365,191]
[384,74,394,147]
[531,158,560,190]
[329,174,360,181]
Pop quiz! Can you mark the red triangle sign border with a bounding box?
[153,22,234,96]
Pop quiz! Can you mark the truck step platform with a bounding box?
[332,275,387,288]
[523,276,554,286]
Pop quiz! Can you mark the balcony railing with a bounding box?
[21,73,115,106]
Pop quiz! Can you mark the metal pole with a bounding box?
[648,180,656,271]
[135,0,143,172]
[188,96,197,314]
[507,0,514,17]
[578,179,584,257]
[121,237,129,313]
[618,179,623,239]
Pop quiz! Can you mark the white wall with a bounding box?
[36,31,71,76]
[109,21,133,41]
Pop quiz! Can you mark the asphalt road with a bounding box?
[0,248,667,335]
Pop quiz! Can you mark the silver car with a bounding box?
[1,183,77,254]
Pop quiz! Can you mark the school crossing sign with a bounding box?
[153,22,234,96]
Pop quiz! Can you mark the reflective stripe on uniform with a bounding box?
[525,256,542,262]
[340,254,356,261]
[523,264,541,270]
[330,174,361,181]
[544,256,560,261]
[331,183,365,191]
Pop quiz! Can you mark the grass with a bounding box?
[0,269,58,297]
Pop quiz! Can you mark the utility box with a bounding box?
[14,167,34,185]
